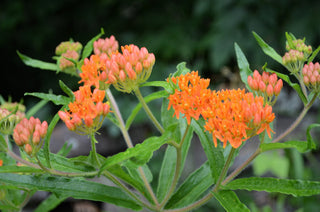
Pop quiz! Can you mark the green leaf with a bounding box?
[0,173,141,210]
[253,152,289,178]
[25,99,48,118]
[234,42,253,90]
[306,123,319,150]
[285,32,295,50]
[252,31,283,64]
[59,80,75,100]
[56,142,73,157]
[174,62,191,77]
[17,51,58,71]
[81,28,105,61]
[141,81,172,93]
[260,140,314,153]
[34,194,68,212]
[126,90,168,130]
[213,190,250,212]
[156,145,177,202]
[191,118,225,183]
[224,177,320,197]
[0,134,8,151]
[308,45,320,63]
[99,132,171,173]
[266,68,308,104]
[0,166,43,173]
[25,92,71,106]
[165,161,214,209]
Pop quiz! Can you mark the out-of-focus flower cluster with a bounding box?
[94,36,119,56]
[247,70,283,105]
[0,102,25,135]
[302,62,320,92]
[168,71,278,149]
[13,117,48,156]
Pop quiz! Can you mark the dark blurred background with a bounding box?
[2,0,320,114]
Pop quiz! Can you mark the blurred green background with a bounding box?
[2,0,320,111]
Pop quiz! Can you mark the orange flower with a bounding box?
[167,71,211,124]
[0,160,3,166]
[58,85,110,135]
[203,89,275,148]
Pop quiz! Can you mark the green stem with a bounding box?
[90,134,101,167]
[213,147,236,191]
[105,88,159,206]
[102,170,157,211]
[134,87,164,134]
[272,92,318,144]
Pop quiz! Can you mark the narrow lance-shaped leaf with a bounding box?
[59,80,75,100]
[0,173,142,210]
[81,28,105,61]
[306,123,319,150]
[25,99,48,119]
[224,177,320,197]
[308,45,320,63]
[17,51,58,71]
[34,194,68,212]
[213,190,250,212]
[260,140,314,153]
[25,92,72,106]
[252,31,283,65]
[191,118,225,183]
[234,42,253,90]
[165,161,214,209]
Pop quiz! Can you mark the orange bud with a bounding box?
[266,84,274,97]
[24,144,33,155]
[33,131,41,145]
[262,72,269,84]
[253,70,261,81]
[84,116,93,127]
[274,79,283,96]
[258,81,266,92]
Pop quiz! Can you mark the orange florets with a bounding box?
[167,71,211,124]
[203,89,275,148]
[58,85,110,135]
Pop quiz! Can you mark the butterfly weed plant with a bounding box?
[1,29,320,211]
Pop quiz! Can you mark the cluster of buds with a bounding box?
[302,62,320,92]
[286,39,312,58]
[55,41,82,55]
[105,44,156,93]
[247,70,283,106]
[0,102,25,135]
[282,50,305,74]
[58,85,110,135]
[55,41,83,74]
[93,36,119,56]
[13,117,48,156]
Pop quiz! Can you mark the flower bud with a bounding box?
[24,144,33,155]
[266,84,274,97]
[274,79,283,96]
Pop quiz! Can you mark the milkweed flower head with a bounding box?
[58,85,110,135]
[94,36,119,56]
[203,89,275,148]
[0,102,25,135]
[247,70,283,105]
[302,62,320,92]
[13,117,48,156]
[282,50,305,74]
[286,39,312,58]
[79,54,109,89]
[59,50,80,74]
[55,41,82,55]
[167,71,211,124]
[103,44,156,93]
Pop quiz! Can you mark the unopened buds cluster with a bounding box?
[286,39,312,58]
[302,62,320,92]
[13,117,48,156]
[0,102,25,135]
[105,44,156,93]
[247,70,283,106]
[58,85,110,135]
[94,36,119,56]
[55,41,83,75]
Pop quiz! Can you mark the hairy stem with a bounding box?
[134,87,164,134]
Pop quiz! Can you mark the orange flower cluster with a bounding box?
[203,89,274,148]
[13,117,48,156]
[302,62,320,91]
[168,72,275,148]
[94,36,119,56]
[58,85,110,135]
[79,43,155,93]
[0,160,2,166]
[167,71,211,124]
[247,70,283,105]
